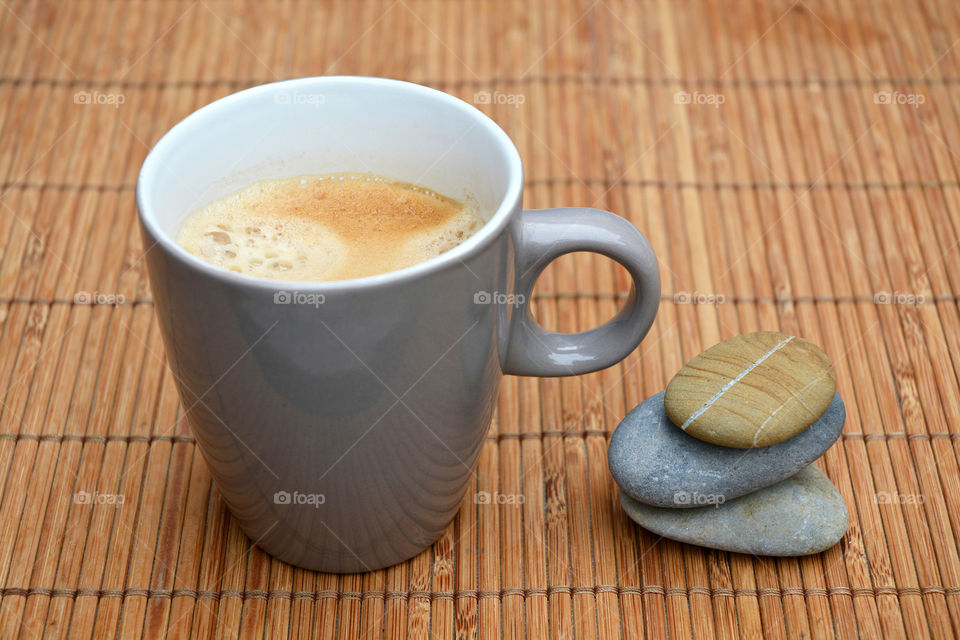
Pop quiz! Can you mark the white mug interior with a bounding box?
[137,76,523,287]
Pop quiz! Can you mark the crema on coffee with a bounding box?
[176,173,484,281]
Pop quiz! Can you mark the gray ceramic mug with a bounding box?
[137,77,660,572]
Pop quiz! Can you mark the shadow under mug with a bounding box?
[137,76,660,573]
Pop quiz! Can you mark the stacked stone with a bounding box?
[608,332,848,556]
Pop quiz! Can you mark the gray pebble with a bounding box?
[619,465,848,556]
[608,392,845,508]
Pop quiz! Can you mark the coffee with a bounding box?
[176,173,484,281]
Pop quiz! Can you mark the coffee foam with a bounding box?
[176,173,484,282]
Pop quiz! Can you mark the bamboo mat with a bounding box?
[1,0,960,637]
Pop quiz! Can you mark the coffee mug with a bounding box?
[137,76,660,572]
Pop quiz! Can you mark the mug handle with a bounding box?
[501,207,661,376]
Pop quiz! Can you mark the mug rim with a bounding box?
[136,76,524,292]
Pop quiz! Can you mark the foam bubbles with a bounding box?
[176,173,484,282]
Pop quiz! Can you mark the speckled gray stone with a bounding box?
[620,465,848,556]
[608,391,844,508]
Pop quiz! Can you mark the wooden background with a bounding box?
[1,1,960,638]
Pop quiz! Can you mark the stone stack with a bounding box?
[607,331,848,556]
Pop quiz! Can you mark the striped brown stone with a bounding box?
[664,332,836,448]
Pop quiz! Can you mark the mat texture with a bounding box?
[2,0,960,638]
